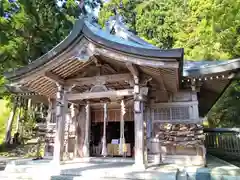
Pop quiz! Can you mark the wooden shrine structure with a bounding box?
[4,15,240,168]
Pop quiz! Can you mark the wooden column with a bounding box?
[133,79,147,169]
[119,100,126,155]
[44,99,53,157]
[64,109,71,156]
[134,100,147,168]
[101,103,108,157]
[146,107,152,139]
[191,82,200,121]
[21,98,28,138]
[4,96,18,144]
[74,105,84,158]
[192,92,199,120]
[53,84,68,163]
[15,110,21,133]
[46,99,53,124]
[27,98,32,112]
[15,97,22,133]
[83,101,91,157]
[71,104,79,158]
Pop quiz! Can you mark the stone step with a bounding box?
[54,172,179,180]
[1,170,180,180]
[147,154,161,164]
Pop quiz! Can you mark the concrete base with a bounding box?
[1,155,240,180]
[161,155,205,166]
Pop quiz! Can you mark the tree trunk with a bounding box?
[4,99,17,144]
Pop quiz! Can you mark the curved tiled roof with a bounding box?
[183,59,240,77]
[4,18,183,80]
[3,15,240,117]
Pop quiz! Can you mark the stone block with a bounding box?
[196,168,210,180]
[211,175,223,180]
[222,175,237,180]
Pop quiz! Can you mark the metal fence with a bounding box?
[204,128,240,159]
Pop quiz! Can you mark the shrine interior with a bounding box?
[90,121,134,157]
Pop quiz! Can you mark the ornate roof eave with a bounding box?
[183,58,240,77]
[5,84,48,104]
[5,84,32,94]
[183,59,240,117]
[4,18,184,82]
[82,22,183,59]
[4,19,85,82]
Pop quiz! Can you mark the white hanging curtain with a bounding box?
[119,100,126,155]
[101,103,108,157]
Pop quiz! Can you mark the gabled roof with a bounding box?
[4,17,183,81]
[3,15,240,117]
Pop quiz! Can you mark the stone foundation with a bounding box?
[149,123,206,166]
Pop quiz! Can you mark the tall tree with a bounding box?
[208,80,240,127]
[99,0,240,127]
[0,0,80,142]
[0,0,80,94]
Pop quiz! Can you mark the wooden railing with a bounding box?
[204,128,240,159]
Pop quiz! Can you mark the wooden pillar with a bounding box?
[39,103,44,119]
[4,96,18,144]
[133,78,147,169]
[27,98,32,112]
[146,107,152,139]
[53,84,67,163]
[119,100,126,155]
[71,104,79,158]
[46,99,53,124]
[191,82,200,121]
[83,101,90,157]
[134,100,147,168]
[64,109,71,156]
[192,92,199,120]
[20,98,28,138]
[44,99,53,157]
[101,103,108,157]
[15,109,21,133]
[15,97,22,133]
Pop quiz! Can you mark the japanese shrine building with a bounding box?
[4,16,240,168]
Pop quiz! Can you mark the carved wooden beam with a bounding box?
[67,89,134,101]
[97,48,179,68]
[140,75,152,86]
[126,62,139,78]
[67,87,148,101]
[66,73,132,86]
[91,55,102,67]
[44,72,65,85]
[102,63,117,74]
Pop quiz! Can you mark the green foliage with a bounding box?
[175,0,240,60]
[99,0,142,31]
[0,100,11,144]
[208,80,240,127]
[99,0,240,59]
[0,0,79,73]
[0,0,80,154]
[99,0,240,127]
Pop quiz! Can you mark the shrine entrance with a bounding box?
[90,106,134,157]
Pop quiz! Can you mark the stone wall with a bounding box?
[147,91,206,166]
